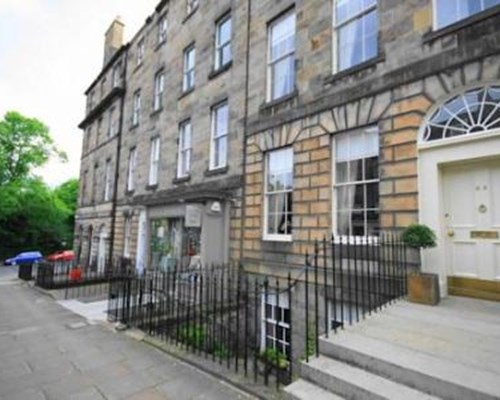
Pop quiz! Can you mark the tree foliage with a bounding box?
[0,111,76,259]
[0,178,78,258]
[0,111,67,186]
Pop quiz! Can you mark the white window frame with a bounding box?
[187,0,199,14]
[433,0,500,29]
[154,72,165,111]
[267,10,296,102]
[132,91,141,126]
[149,137,160,186]
[158,15,168,44]
[332,127,380,241]
[215,14,232,70]
[112,63,121,88]
[92,163,98,203]
[137,38,145,66]
[261,292,290,358]
[209,101,229,170]
[108,107,116,137]
[82,170,88,205]
[177,120,192,178]
[332,0,378,73]
[263,147,293,242]
[183,45,196,92]
[104,159,112,202]
[123,217,131,258]
[127,148,137,192]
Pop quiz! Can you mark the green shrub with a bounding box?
[401,224,437,249]
[213,343,231,359]
[260,347,289,370]
[179,325,205,349]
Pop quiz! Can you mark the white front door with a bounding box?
[443,159,500,280]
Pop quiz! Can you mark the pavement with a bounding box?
[0,266,255,400]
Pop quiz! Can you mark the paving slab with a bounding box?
[0,280,256,400]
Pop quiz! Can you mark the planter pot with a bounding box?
[408,272,440,306]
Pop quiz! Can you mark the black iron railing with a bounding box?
[107,234,410,389]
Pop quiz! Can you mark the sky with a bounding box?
[0,0,158,187]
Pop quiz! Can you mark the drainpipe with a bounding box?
[108,46,129,267]
[239,0,252,263]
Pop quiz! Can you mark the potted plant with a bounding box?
[401,224,440,305]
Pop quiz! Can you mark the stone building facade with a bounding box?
[77,0,250,272]
[241,0,500,298]
[76,18,127,271]
[76,1,500,296]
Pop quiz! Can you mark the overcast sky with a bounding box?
[0,0,158,187]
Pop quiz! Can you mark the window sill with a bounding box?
[178,87,195,101]
[422,5,500,44]
[155,40,166,52]
[125,190,135,196]
[173,175,191,184]
[130,123,139,131]
[262,235,293,243]
[183,6,199,24]
[150,107,163,117]
[204,165,229,177]
[146,184,158,191]
[133,63,143,74]
[208,61,232,80]
[260,90,298,113]
[324,54,385,86]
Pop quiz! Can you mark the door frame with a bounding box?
[418,129,500,296]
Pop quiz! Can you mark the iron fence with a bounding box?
[35,258,133,300]
[107,233,409,388]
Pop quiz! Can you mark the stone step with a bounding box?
[301,355,439,400]
[347,307,500,374]
[284,379,346,400]
[319,331,500,400]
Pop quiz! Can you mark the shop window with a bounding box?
[150,218,201,270]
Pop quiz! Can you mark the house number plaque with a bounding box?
[470,231,499,239]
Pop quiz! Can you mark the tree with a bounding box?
[0,111,67,186]
[0,178,72,257]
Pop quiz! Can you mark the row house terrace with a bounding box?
[75,18,126,271]
[110,0,250,273]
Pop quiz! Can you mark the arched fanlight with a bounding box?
[423,86,500,142]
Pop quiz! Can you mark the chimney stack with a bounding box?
[103,16,124,66]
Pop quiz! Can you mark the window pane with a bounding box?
[268,214,277,234]
[366,182,379,208]
[272,56,295,99]
[270,13,295,60]
[363,10,378,61]
[219,18,231,44]
[351,211,365,236]
[337,210,351,236]
[365,156,379,180]
[336,161,349,183]
[353,183,364,209]
[366,210,379,236]
[222,45,232,65]
[338,19,363,70]
[216,104,228,136]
